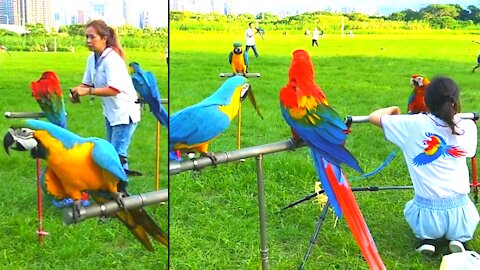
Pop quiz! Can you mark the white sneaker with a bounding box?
[416,243,435,255]
[449,240,466,253]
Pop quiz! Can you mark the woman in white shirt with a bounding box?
[71,20,141,175]
[369,76,479,255]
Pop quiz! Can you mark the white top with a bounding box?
[382,113,477,199]
[312,29,319,40]
[82,47,141,126]
[245,28,255,46]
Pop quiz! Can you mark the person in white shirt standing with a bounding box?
[245,22,259,58]
[312,27,319,47]
[369,76,479,255]
[71,20,141,176]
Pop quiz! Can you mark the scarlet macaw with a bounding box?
[228,42,249,74]
[3,119,168,251]
[30,71,66,128]
[128,62,168,126]
[169,76,262,160]
[279,50,385,269]
[408,74,430,114]
[30,71,91,207]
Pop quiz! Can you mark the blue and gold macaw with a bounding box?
[229,42,249,74]
[128,62,168,126]
[169,76,262,160]
[30,71,67,128]
[3,119,168,251]
[280,50,385,269]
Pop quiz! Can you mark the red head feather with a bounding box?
[30,71,62,100]
[280,50,326,108]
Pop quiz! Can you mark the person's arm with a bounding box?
[368,106,401,127]
[72,86,119,97]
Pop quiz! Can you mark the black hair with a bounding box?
[424,76,461,135]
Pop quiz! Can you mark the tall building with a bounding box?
[0,0,15,24]
[14,0,53,30]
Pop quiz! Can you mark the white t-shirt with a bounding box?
[82,47,141,126]
[245,28,255,46]
[312,29,319,40]
[381,113,477,199]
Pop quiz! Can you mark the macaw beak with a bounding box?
[243,85,264,119]
[3,130,27,155]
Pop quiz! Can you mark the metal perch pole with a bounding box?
[5,111,49,244]
[170,139,303,270]
[155,99,168,191]
[62,189,168,224]
[219,72,261,78]
[169,139,304,175]
[155,98,168,190]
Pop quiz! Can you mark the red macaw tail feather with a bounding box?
[325,163,386,270]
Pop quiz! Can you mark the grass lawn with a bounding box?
[169,30,480,269]
[0,49,168,269]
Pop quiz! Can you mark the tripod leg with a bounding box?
[299,200,331,270]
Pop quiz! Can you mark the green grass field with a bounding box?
[0,49,168,269]
[170,30,480,269]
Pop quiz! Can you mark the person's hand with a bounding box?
[388,106,401,115]
[69,87,89,103]
[72,86,90,96]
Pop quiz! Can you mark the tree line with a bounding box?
[169,4,480,32]
[0,23,167,52]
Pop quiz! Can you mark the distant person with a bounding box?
[312,27,319,47]
[71,19,141,176]
[245,22,259,58]
[471,40,480,72]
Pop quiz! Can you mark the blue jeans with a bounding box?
[105,118,138,170]
[245,45,259,57]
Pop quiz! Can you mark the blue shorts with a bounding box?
[404,194,479,242]
[105,118,138,169]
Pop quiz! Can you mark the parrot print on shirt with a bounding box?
[413,132,466,166]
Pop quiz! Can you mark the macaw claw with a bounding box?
[291,137,305,149]
[112,191,128,210]
[72,200,84,223]
[200,151,218,165]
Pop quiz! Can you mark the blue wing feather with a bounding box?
[280,105,361,172]
[90,138,128,182]
[131,68,168,126]
[169,105,230,150]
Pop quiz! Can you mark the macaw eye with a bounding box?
[415,77,424,86]
[240,83,250,98]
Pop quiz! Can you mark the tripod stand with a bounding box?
[293,185,414,270]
